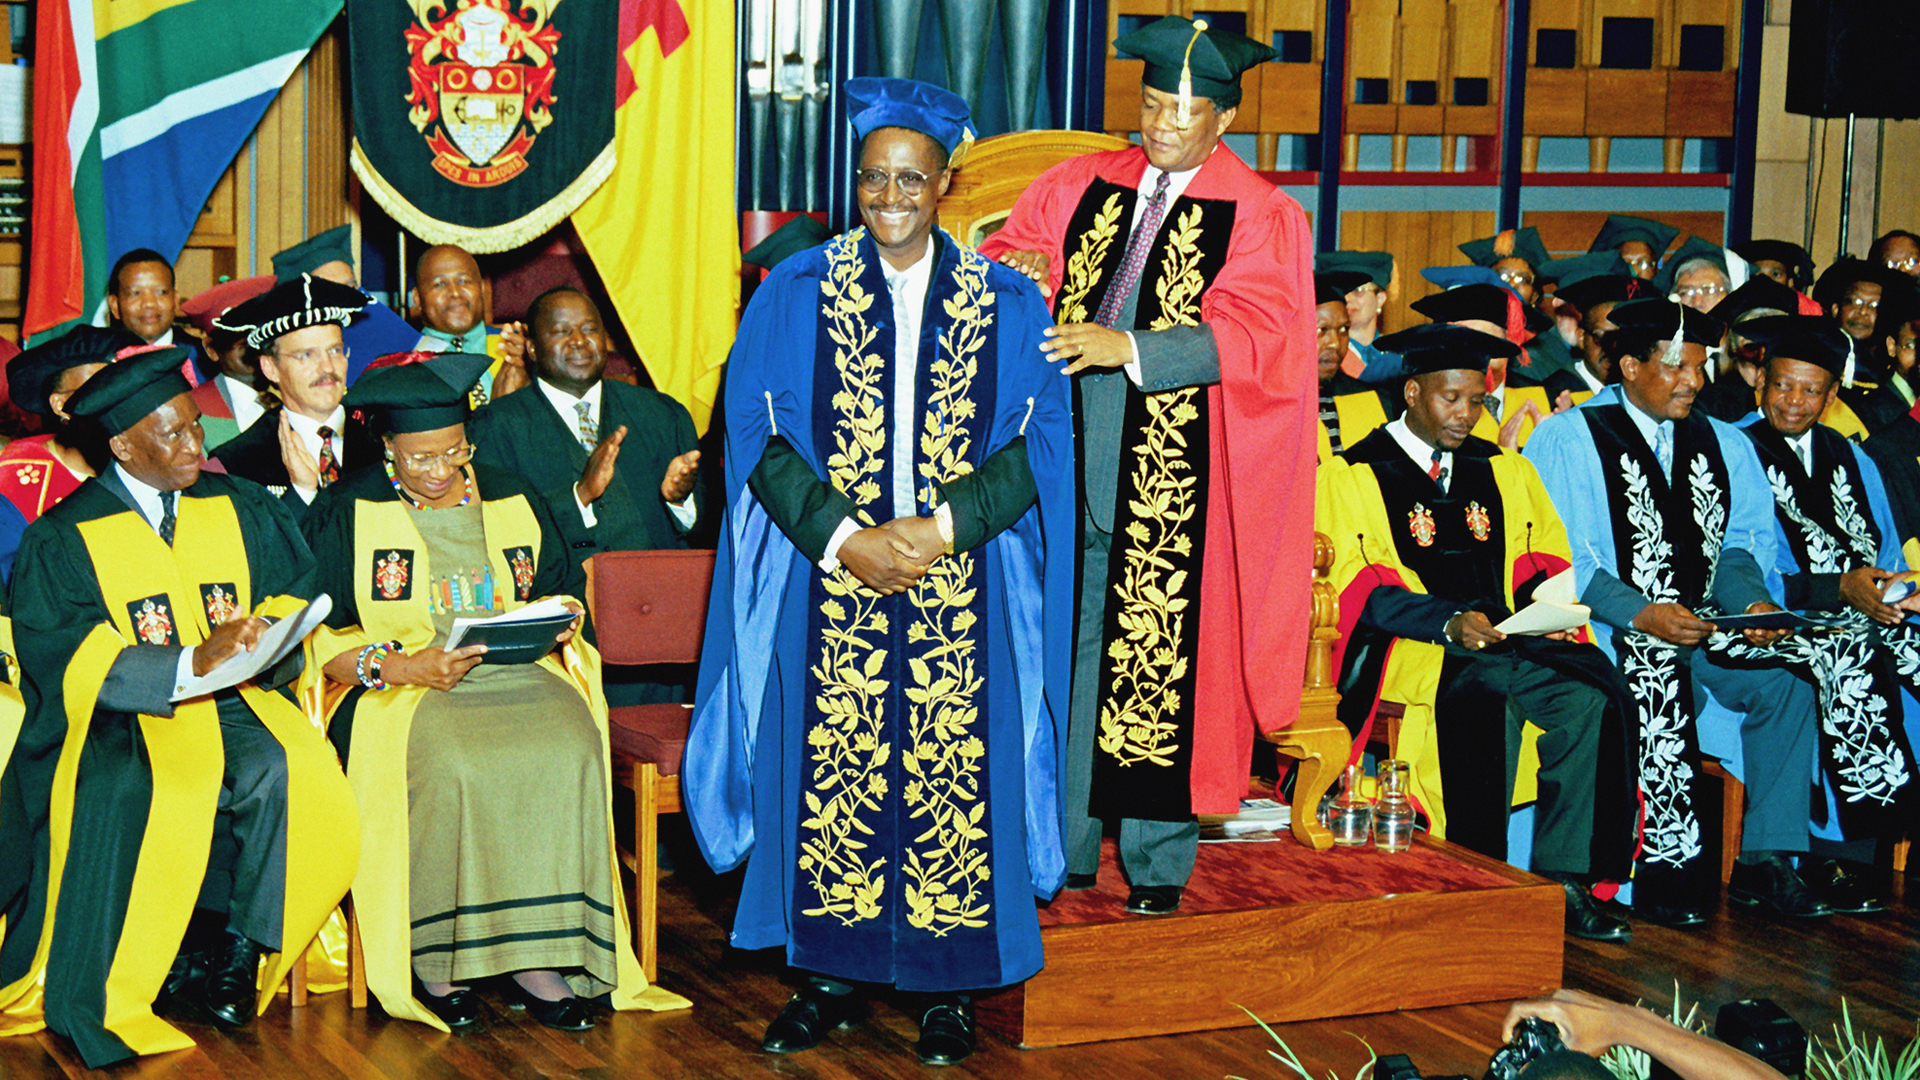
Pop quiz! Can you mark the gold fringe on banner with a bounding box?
[349,142,616,253]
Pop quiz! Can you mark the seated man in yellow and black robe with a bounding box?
[1319,324,1638,943]
[1316,273,1396,461]
[0,348,356,1067]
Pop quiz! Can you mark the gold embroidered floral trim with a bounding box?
[903,250,991,933]
[1147,205,1207,331]
[800,229,891,925]
[1097,203,1208,768]
[1097,389,1202,767]
[1055,191,1125,325]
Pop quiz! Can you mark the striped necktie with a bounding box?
[1093,171,1173,329]
[575,399,597,452]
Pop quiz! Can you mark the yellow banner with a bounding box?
[573,1,738,435]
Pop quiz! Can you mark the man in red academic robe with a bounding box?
[979,15,1317,914]
[0,326,142,524]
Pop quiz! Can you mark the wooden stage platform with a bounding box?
[1,841,1914,1079]
[979,833,1563,1046]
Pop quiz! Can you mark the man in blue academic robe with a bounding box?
[1527,299,1826,927]
[683,78,1073,1068]
[1727,315,1919,914]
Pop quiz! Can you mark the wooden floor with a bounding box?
[4,866,1916,1079]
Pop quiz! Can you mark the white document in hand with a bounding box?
[443,595,576,652]
[171,594,334,702]
[1494,568,1590,636]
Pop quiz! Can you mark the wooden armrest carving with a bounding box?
[1264,713,1348,851]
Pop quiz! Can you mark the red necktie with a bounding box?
[1428,451,1443,481]
[317,426,339,487]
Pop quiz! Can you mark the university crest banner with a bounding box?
[348,0,617,251]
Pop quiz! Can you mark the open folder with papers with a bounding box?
[1493,568,1589,636]
[443,596,579,664]
[171,595,333,702]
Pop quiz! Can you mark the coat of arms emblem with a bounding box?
[506,546,536,601]
[405,0,562,187]
[129,597,177,647]
[1465,501,1491,542]
[1407,503,1437,548]
[201,583,240,626]
[375,549,414,601]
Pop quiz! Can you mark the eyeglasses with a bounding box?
[1843,294,1882,310]
[1675,283,1727,303]
[856,168,939,196]
[1622,255,1655,273]
[1498,268,1536,288]
[392,443,477,471]
[275,343,350,366]
[1886,257,1919,272]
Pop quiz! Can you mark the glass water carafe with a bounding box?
[1326,762,1372,847]
[1373,758,1415,853]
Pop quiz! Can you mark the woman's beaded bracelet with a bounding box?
[357,640,403,690]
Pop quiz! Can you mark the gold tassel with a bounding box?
[1177,19,1210,126]
[1018,396,1036,436]
[765,391,778,435]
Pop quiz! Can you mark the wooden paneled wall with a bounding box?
[176,18,353,298]
[1339,209,1497,334]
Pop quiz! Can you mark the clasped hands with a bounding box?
[837,516,947,595]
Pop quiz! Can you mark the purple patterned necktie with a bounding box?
[1093,171,1173,329]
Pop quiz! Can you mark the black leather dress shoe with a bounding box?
[1125,885,1183,915]
[1064,872,1099,890]
[1544,873,1631,943]
[1729,855,1831,919]
[761,985,867,1053]
[156,945,208,1016]
[200,932,261,1029]
[915,1000,977,1066]
[501,978,594,1030]
[1803,858,1887,914]
[1635,902,1708,928]
[414,979,484,1029]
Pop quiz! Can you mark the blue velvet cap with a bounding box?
[845,77,975,162]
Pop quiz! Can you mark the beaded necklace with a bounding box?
[385,460,474,509]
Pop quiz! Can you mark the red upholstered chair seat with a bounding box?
[607,704,692,777]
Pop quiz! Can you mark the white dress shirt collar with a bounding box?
[537,376,603,424]
[1621,393,1674,452]
[282,404,346,440]
[1785,427,1816,473]
[113,464,170,534]
[1386,416,1451,490]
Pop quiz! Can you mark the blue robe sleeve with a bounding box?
[1524,401,1649,632]
[1710,421,1782,612]
[685,257,819,874]
[977,265,1075,897]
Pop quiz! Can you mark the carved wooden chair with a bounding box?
[937,130,1135,249]
[585,549,715,983]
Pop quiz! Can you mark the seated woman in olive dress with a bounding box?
[301,352,687,1030]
